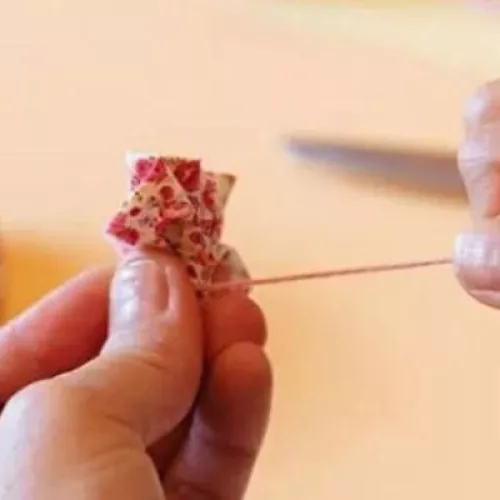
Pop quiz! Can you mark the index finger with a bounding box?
[0,267,112,401]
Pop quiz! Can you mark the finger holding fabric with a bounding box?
[0,152,271,500]
[0,252,203,499]
[0,254,271,500]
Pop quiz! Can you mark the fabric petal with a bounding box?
[107,153,245,292]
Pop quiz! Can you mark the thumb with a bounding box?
[60,252,203,444]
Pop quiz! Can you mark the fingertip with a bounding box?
[121,249,199,320]
[454,231,500,308]
[464,80,500,128]
[211,342,273,402]
[203,293,267,360]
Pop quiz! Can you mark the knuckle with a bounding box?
[457,150,489,194]
[458,140,482,172]
[464,80,500,127]
[457,142,500,218]
[3,379,67,423]
[4,378,92,424]
[457,139,495,177]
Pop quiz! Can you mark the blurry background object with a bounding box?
[468,0,500,12]
[286,136,465,199]
[288,0,451,4]
[261,0,500,79]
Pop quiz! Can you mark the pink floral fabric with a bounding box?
[106,153,247,291]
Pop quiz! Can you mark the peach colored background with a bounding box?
[2,2,500,498]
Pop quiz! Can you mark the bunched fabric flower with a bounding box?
[106,153,248,291]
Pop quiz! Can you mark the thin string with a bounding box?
[207,257,452,293]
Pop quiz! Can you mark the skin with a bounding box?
[0,79,496,499]
[0,252,271,499]
[455,78,500,308]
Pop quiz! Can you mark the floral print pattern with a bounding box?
[107,153,248,291]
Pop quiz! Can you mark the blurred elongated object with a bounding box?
[286,136,465,198]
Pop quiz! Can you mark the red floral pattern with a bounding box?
[174,160,201,192]
[159,185,175,203]
[145,158,168,184]
[108,213,139,245]
[131,158,154,189]
[106,153,248,291]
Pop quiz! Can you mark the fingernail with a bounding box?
[454,232,500,267]
[110,254,170,332]
[454,231,500,305]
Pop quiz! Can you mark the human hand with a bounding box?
[454,79,500,307]
[0,253,271,499]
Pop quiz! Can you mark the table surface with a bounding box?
[2,2,500,498]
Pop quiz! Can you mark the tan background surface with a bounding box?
[2,2,500,498]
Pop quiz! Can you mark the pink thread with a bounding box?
[207,258,452,293]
